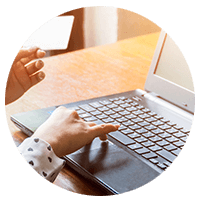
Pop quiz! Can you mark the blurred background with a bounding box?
[50,7,161,56]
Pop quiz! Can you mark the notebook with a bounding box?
[11,30,194,194]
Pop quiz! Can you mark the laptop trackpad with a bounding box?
[67,138,159,193]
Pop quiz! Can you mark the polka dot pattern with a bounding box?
[18,137,66,183]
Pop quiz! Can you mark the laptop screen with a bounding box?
[154,34,194,92]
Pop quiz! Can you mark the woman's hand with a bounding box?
[5,47,46,105]
[32,106,120,157]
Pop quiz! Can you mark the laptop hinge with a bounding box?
[143,91,193,121]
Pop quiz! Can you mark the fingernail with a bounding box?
[38,71,45,80]
[101,124,105,128]
[36,60,44,69]
[37,49,46,58]
[115,124,120,129]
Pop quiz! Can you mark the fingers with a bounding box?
[26,60,44,75]
[21,49,46,65]
[14,47,46,65]
[89,123,120,139]
[30,71,45,86]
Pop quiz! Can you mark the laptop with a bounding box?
[10,30,195,195]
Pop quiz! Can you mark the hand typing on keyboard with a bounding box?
[32,106,120,157]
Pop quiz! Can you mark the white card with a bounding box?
[23,16,74,50]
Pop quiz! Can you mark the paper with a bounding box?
[23,16,74,50]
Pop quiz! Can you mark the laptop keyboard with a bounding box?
[69,95,189,171]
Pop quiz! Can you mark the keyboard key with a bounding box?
[159,124,171,130]
[128,133,141,139]
[91,120,104,125]
[125,114,137,119]
[157,149,176,163]
[142,152,158,159]
[173,132,186,138]
[142,108,151,113]
[79,104,96,112]
[76,109,86,114]
[171,148,181,156]
[138,113,150,119]
[174,125,183,130]
[118,125,126,130]
[131,117,143,123]
[122,120,134,126]
[102,117,114,123]
[148,145,162,152]
[154,115,163,120]
[164,144,177,151]
[110,113,122,119]
[160,118,170,123]
[116,117,128,123]
[96,114,108,119]
[149,136,162,142]
[90,110,102,116]
[145,117,157,123]
[113,107,124,112]
[129,124,141,130]
[142,132,155,138]
[120,103,131,108]
[104,110,115,115]
[142,141,155,147]
[166,136,179,143]
[79,113,91,118]
[84,116,97,122]
[151,128,164,134]
[136,105,145,109]
[99,100,112,105]
[145,125,157,131]
[167,121,176,126]
[114,100,125,105]
[156,140,170,147]
[98,106,109,112]
[107,103,118,109]
[149,158,159,164]
[180,128,190,134]
[148,111,157,116]
[157,163,167,170]
[126,106,137,112]
[135,128,148,134]
[121,128,133,135]
[159,132,171,139]
[89,102,103,108]
[166,128,178,134]
[173,141,185,148]
[133,110,144,115]
[119,96,127,100]
[180,136,188,142]
[131,101,139,106]
[109,97,119,102]
[109,131,135,145]
[152,120,164,126]
[134,137,148,143]
[128,143,142,150]
[125,98,133,103]
[135,147,150,155]
[119,110,131,116]
[138,121,150,127]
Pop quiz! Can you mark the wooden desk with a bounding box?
[5,32,160,195]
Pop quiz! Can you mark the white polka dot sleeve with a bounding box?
[18,137,66,182]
